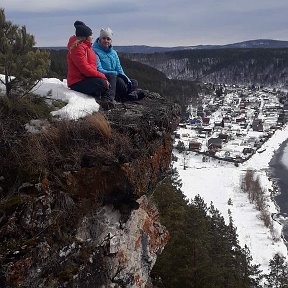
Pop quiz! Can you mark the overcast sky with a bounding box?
[2,0,288,47]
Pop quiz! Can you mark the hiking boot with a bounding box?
[98,99,115,110]
[127,90,146,101]
[136,90,146,100]
[99,99,122,110]
[127,90,138,101]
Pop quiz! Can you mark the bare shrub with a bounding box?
[46,113,111,148]
[240,169,254,197]
[176,141,185,153]
[182,151,189,170]
[259,209,272,228]
[241,171,267,209]
[4,106,135,183]
[13,134,49,177]
[269,221,279,241]
[254,187,266,211]
[241,169,276,237]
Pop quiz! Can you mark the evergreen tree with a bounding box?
[0,8,50,97]
[238,245,263,288]
[151,173,263,288]
[265,253,288,288]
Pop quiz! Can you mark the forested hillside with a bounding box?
[124,48,288,87]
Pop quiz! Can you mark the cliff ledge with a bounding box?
[0,90,180,288]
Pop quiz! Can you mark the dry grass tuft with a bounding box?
[43,126,61,142]
[85,113,111,139]
[2,106,137,187]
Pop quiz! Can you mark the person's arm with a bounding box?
[70,46,107,80]
[114,52,131,83]
[96,54,117,75]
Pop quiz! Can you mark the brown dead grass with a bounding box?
[85,113,111,139]
[7,111,134,180]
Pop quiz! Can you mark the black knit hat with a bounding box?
[74,20,92,37]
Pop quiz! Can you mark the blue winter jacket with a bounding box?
[92,39,131,83]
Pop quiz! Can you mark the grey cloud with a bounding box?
[3,0,288,47]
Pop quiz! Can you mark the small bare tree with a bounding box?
[240,169,275,233]
[182,151,189,170]
[240,169,254,196]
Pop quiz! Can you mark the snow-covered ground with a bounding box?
[173,124,288,273]
[0,76,100,120]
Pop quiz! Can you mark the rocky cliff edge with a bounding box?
[0,90,180,287]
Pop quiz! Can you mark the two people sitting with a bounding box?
[67,21,142,108]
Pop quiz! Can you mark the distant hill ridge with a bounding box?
[116,39,288,53]
[44,39,288,53]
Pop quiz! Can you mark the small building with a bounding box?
[202,117,210,125]
[197,105,205,118]
[240,122,248,129]
[252,119,263,132]
[222,116,231,123]
[242,147,254,155]
[208,138,222,150]
[174,132,181,139]
[203,127,213,136]
[189,141,202,151]
[197,110,205,118]
[190,118,202,126]
[239,100,248,109]
[218,133,229,142]
[181,133,190,138]
[198,130,207,138]
[235,117,246,123]
[214,119,224,128]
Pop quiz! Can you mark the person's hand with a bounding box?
[105,80,110,89]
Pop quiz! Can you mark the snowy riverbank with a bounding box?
[173,123,288,273]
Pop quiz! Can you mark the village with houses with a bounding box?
[174,84,288,163]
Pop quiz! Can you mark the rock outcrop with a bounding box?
[0,90,180,287]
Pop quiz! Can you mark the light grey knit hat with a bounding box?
[99,27,113,39]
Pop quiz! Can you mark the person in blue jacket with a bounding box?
[92,27,142,102]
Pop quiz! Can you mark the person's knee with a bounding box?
[130,79,138,90]
[106,73,117,80]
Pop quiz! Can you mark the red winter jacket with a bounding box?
[67,35,107,87]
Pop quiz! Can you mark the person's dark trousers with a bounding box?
[115,78,138,101]
[115,77,128,101]
[128,79,138,93]
[69,77,107,98]
[104,73,117,101]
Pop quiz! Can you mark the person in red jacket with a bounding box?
[67,21,110,100]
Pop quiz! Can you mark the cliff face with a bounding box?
[0,90,180,288]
